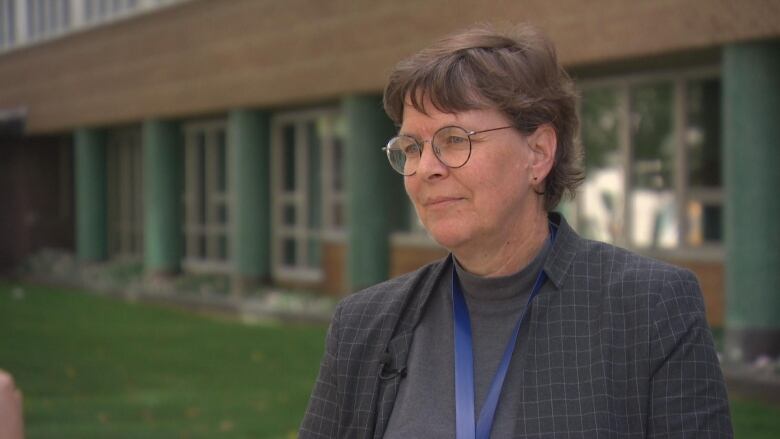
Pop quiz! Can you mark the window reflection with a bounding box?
[685,78,722,246]
[630,82,677,249]
[579,87,624,244]
[577,72,722,251]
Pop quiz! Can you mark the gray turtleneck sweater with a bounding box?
[384,238,552,438]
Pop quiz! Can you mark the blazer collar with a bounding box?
[394,212,582,338]
[543,212,583,289]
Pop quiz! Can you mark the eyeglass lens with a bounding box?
[385,126,472,175]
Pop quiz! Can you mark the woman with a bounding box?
[300,24,732,438]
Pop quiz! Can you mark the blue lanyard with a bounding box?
[452,225,556,439]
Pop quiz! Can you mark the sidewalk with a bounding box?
[723,362,780,407]
[16,249,336,326]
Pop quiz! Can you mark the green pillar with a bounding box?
[723,41,780,363]
[143,119,183,274]
[229,109,271,286]
[344,95,405,292]
[75,128,107,262]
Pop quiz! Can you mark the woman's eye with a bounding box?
[445,136,468,146]
[404,144,421,155]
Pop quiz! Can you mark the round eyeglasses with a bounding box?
[382,125,515,176]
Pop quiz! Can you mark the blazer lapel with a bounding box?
[370,258,451,438]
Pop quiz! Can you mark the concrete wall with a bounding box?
[1,0,778,134]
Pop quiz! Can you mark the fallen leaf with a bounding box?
[219,419,234,432]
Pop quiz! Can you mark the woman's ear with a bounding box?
[527,124,557,188]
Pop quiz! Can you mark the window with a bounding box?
[578,86,625,244]
[183,120,231,270]
[271,109,345,281]
[84,0,136,23]
[0,0,187,52]
[683,78,722,246]
[0,0,16,49]
[26,0,70,41]
[106,127,143,258]
[576,68,722,253]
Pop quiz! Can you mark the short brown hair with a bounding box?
[383,24,584,211]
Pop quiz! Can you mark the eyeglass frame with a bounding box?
[381,125,516,175]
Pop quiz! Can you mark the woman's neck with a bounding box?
[453,210,550,278]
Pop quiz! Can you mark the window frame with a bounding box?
[181,118,233,273]
[270,107,346,283]
[106,126,144,260]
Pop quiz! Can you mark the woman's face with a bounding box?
[401,101,542,252]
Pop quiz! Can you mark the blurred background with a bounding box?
[0,0,779,437]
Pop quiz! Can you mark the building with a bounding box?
[1,0,779,361]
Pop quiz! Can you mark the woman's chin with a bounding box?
[427,227,471,252]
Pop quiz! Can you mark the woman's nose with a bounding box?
[415,141,448,179]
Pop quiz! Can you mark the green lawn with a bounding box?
[2,282,780,438]
[0,282,326,438]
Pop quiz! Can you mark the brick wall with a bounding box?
[0,0,778,134]
[668,259,725,327]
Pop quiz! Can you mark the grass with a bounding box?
[0,282,326,438]
[732,398,780,438]
[2,281,780,438]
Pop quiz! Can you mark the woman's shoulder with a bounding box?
[582,238,695,276]
[551,213,697,292]
[580,238,680,269]
[576,238,702,304]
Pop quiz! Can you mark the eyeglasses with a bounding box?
[382,125,514,176]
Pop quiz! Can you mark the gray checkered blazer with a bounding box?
[300,213,733,438]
